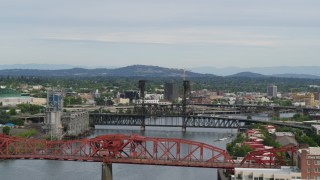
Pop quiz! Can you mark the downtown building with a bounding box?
[267,85,277,98]
[164,82,179,102]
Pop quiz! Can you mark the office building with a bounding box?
[164,82,179,102]
[267,85,277,97]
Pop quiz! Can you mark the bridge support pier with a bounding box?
[182,126,186,132]
[140,125,145,131]
[273,109,280,118]
[101,163,112,180]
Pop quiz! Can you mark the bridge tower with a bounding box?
[138,80,147,131]
[182,80,190,132]
[44,88,64,140]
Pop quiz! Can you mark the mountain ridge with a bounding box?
[0,65,214,78]
[0,64,320,79]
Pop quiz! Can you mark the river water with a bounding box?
[0,127,236,180]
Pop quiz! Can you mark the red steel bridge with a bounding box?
[0,134,296,179]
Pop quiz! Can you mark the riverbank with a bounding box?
[0,124,46,139]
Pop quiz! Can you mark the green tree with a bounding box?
[2,126,10,135]
[234,145,252,157]
[8,108,17,115]
[125,109,132,114]
[279,100,293,106]
[94,97,105,106]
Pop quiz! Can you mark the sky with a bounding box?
[1,0,320,68]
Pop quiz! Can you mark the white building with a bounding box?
[312,125,320,135]
[232,166,301,180]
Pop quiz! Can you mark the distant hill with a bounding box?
[0,65,214,77]
[0,64,119,70]
[0,64,82,70]
[229,72,266,78]
[271,73,320,79]
[191,66,320,76]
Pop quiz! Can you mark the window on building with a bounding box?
[292,177,295,179]
[296,177,301,179]
[316,176,320,180]
[308,167,311,173]
[308,160,311,165]
[316,168,318,173]
[254,177,259,180]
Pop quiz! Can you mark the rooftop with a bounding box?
[311,124,320,130]
[235,166,301,174]
[275,132,294,137]
[299,147,320,155]
[0,89,21,98]
[309,147,320,155]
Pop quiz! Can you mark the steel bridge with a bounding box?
[89,114,312,130]
[0,134,296,180]
[134,103,320,117]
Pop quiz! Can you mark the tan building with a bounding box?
[78,93,93,100]
[113,98,130,105]
[31,98,47,105]
[292,93,315,107]
[232,166,301,180]
[32,85,43,90]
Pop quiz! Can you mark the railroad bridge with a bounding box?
[89,113,312,131]
[0,133,296,180]
[134,103,320,117]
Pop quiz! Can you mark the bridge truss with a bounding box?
[0,133,296,169]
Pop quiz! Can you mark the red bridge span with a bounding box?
[0,134,296,180]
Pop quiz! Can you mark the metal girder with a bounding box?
[185,117,241,128]
[0,134,298,170]
[90,114,145,126]
[238,145,297,168]
[0,133,233,169]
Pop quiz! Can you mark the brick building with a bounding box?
[298,147,320,180]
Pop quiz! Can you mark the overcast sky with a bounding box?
[1,0,320,68]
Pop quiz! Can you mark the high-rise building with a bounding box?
[164,82,179,102]
[267,85,277,97]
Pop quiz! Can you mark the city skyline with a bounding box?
[1,0,320,68]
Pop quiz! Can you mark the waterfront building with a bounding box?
[267,85,277,97]
[298,147,320,179]
[164,82,179,102]
[232,166,301,180]
[44,89,64,140]
[61,111,90,137]
[0,88,46,106]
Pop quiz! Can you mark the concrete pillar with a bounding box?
[273,109,280,118]
[140,125,145,131]
[101,163,112,180]
[182,117,187,132]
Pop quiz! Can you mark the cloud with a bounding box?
[42,28,278,47]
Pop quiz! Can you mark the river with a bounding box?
[0,127,236,180]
